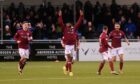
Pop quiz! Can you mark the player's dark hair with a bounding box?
[22,21,29,24]
[103,26,108,30]
[115,22,120,25]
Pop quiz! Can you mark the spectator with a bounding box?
[55,23,62,39]
[2,1,140,39]
[110,0,119,18]
[8,2,16,18]
[15,22,22,31]
[34,21,45,39]
[46,2,55,17]
[75,0,83,21]
[4,15,11,26]
[17,2,25,19]
[93,1,102,28]
[84,0,93,21]
[104,10,113,32]
[124,18,136,39]
[28,23,35,33]
[85,21,97,39]
[24,15,32,23]
[135,12,140,38]
[4,25,12,39]
[119,16,127,31]
[108,18,116,32]
[62,3,73,23]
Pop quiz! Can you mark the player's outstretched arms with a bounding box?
[74,10,84,30]
[58,10,65,30]
[80,10,84,16]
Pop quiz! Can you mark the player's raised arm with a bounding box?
[58,10,65,30]
[74,10,84,30]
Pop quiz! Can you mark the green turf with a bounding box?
[0,61,140,84]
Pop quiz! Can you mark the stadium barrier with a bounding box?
[0,39,140,61]
[0,40,65,61]
[79,39,140,61]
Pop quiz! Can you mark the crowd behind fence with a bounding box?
[0,0,140,40]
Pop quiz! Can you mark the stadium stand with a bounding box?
[1,0,140,40]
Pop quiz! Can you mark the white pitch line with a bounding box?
[0,76,139,82]
[0,76,123,82]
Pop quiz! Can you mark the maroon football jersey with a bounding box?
[62,33,79,45]
[14,30,32,49]
[109,30,125,48]
[59,15,83,45]
[99,32,112,53]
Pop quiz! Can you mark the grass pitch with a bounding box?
[0,61,140,84]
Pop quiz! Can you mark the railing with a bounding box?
[0,39,140,44]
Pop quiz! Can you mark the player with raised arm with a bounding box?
[61,33,80,62]
[109,23,130,74]
[58,10,83,76]
[97,26,118,75]
[14,21,33,75]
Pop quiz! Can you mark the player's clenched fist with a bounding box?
[80,10,84,16]
[58,10,62,16]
